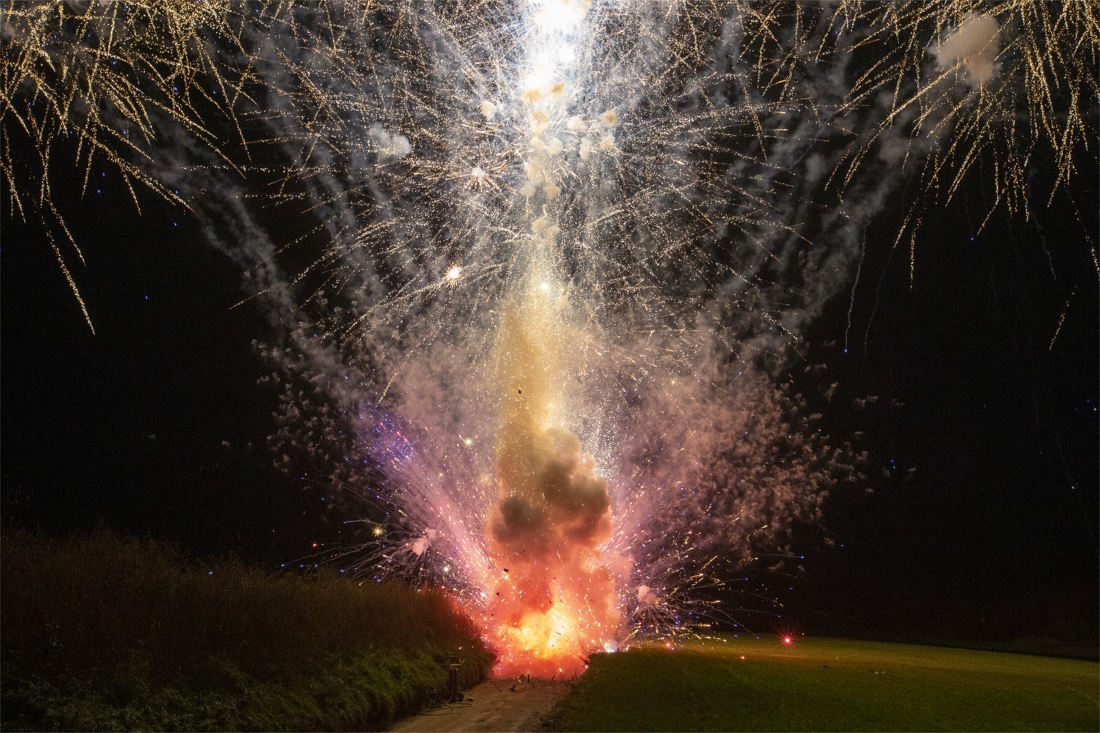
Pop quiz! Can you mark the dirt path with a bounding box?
[389,678,572,732]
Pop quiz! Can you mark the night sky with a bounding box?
[3,66,1098,650]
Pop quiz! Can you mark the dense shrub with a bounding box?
[1,530,492,730]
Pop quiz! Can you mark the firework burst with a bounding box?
[834,0,1099,281]
[4,0,1094,676]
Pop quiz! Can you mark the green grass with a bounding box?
[544,635,1099,732]
[1,530,492,731]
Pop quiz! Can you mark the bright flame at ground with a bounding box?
[470,0,623,677]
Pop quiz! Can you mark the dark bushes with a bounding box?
[1,530,492,730]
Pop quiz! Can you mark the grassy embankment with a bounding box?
[1,530,492,731]
[544,635,1099,732]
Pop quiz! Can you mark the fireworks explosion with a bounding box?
[4,1,1096,677]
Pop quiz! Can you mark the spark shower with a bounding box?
[3,0,1096,676]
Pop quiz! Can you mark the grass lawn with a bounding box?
[544,635,1099,732]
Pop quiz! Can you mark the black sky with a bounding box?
[2,137,1097,647]
[786,162,1099,646]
